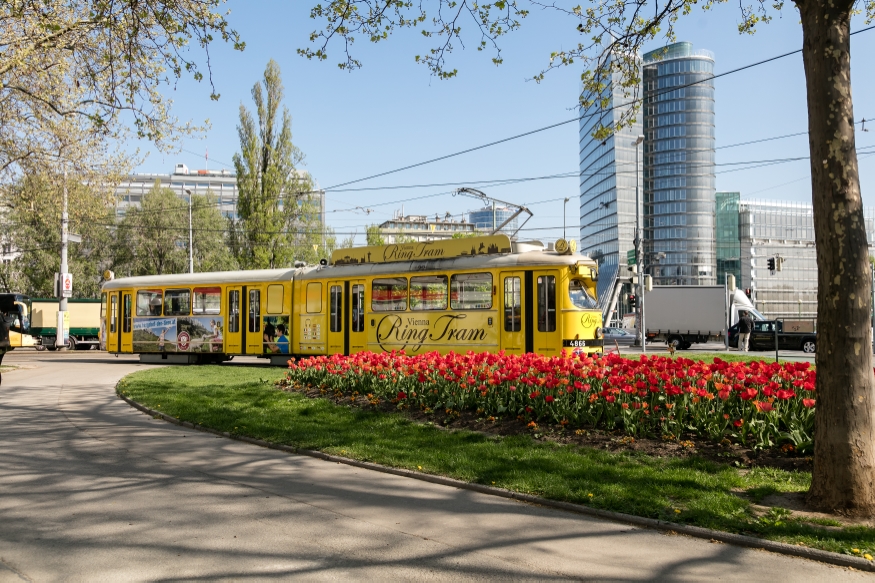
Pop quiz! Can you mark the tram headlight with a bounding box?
[595,327,603,339]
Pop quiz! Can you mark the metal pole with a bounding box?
[563,197,569,240]
[492,201,496,235]
[58,169,68,350]
[187,189,194,274]
[633,135,645,350]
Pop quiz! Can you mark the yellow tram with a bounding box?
[101,235,603,364]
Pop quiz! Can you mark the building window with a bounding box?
[410,275,447,311]
[451,273,492,310]
[164,289,191,316]
[329,285,342,332]
[267,284,284,314]
[306,283,322,313]
[228,290,240,333]
[137,289,163,316]
[248,289,261,333]
[537,275,557,332]
[352,284,365,331]
[372,278,408,311]
[504,276,521,332]
[193,287,221,314]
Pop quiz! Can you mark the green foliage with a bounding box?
[365,224,385,246]
[0,173,114,297]
[231,60,324,269]
[120,365,875,554]
[113,181,237,276]
[0,0,244,179]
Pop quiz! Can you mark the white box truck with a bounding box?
[643,285,765,349]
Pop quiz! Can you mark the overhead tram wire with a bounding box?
[322,24,875,192]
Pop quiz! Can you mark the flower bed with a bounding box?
[285,351,816,451]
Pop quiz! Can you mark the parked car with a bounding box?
[729,319,817,353]
[602,327,637,345]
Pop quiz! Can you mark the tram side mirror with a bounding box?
[319,258,328,266]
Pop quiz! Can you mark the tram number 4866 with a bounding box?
[562,339,589,348]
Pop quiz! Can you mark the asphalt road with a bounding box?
[0,350,866,581]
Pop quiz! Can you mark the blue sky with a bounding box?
[134,1,875,245]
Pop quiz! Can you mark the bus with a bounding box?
[1,293,31,382]
[100,235,603,364]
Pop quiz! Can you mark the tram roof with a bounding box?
[296,249,596,280]
[101,249,598,291]
[102,268,299,290]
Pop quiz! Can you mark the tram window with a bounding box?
[248,289,261,333]
[164,289,191,316]
[100,293,107,321]
[537,275,557,332]
[351,284,365,331]
[451,273,492,310]
[123,294,132,333]
[267,284,284,314]
[228,290,240,333]
[329,285,342,332]
[372,278,407,311]
[193,287,221,314]
[569,279,598,310]
[110,294,117,333]
[504,276,521,332]
[137,289,163,316]
[306,283,322,313]
[410,275,447,311]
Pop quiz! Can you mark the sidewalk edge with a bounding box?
[116,390,874,573]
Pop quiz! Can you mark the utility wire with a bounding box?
[322,24,875,191]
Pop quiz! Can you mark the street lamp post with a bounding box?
[184,189,194,274]
[633,135,645,349]
[563,197,570,239]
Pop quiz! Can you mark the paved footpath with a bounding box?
[0,352,869,581]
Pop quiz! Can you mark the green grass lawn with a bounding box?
[664,352,801,364]
[119,365,867,556]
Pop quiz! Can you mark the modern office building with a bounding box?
[578,57,644,303]
[468,206,519,238]
[642,42,717,285]
[114,163,324,224]
[715,191,741,286]
[718,193,875,319]
[378,211,478,243]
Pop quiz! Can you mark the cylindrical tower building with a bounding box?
[643,42,716,285]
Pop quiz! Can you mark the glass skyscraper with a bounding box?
[716,192,741,286]
[578,62,643,303]
[642,42,716,285]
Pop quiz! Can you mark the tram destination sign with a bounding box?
[330,234,513,266]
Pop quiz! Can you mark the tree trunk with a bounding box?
[797,0,875,515]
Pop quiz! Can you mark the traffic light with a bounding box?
[767,257,776,271]
[629,294,637,309]
[745,288,752,299]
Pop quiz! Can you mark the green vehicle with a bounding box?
[29,298,102,350]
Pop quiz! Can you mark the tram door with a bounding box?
[244,286,263,354]
[225,286,242,354]
[349,280,367,354]
[120,292,133,353]
[500,272,525,354]
[106,291,119,353]
[326,281,344,354]
[533,269,561,355]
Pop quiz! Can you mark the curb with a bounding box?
[117,391,875,573]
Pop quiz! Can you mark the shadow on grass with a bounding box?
[119,366,873,553]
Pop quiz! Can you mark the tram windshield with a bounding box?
[568,279,598,310]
